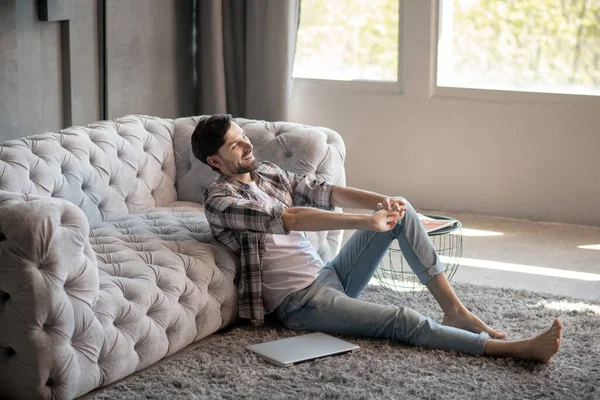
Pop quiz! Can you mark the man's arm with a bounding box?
[330,186,407,213]
[281,206,401,232]
[204,189,289,234]
[279,165,404,212]
[330,186,387,210]
[281,168,336,210]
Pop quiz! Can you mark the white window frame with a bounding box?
[292,0,405,94]
[429,0,600,107]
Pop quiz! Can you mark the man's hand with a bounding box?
[377,197,407,219]
[370,209,402,232]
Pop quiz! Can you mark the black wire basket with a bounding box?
[373,214,463,295]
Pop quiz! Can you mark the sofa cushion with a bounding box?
[88,207,238,385]
[164,201,204,210]
[90,206,212,243]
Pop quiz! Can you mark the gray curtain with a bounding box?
[195,0,300,121]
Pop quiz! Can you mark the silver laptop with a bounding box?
[246,332,360,367]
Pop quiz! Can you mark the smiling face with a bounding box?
[206,121,258,180]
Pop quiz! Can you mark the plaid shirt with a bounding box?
[203,161,335,325]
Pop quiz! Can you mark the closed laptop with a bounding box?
[246,332,360,367]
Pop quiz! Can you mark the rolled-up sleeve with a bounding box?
[204,191,289,234]
[283,170,335,210]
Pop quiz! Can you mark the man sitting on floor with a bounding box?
[191,114,561,363]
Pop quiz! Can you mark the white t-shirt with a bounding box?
[246,181,325,312]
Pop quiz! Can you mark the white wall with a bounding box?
[289,1,600,227]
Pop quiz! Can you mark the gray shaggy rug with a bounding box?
[88,283,600,400]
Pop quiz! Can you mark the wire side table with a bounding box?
[374,214,463,295]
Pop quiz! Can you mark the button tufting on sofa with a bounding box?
[0,291,10,304]
[38,263,51,271]
[60,213,72,226]
[4,347,16,357]
[0,232,5,241]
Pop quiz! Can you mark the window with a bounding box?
[437,0,600,96]
[294,0,400,82]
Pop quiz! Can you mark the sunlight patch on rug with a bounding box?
[535,300,600,315]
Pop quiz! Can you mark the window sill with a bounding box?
[293,78,403,95]
[430,85,600,107]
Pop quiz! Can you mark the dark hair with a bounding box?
[191,114,232,172]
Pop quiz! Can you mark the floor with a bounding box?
[343,208,600,302]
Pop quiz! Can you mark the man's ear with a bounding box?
[206,155,221,170]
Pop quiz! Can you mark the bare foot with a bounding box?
[443,309,508,339]
[525,319,562,363]
[483,319,562,362]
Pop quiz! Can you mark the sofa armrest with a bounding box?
[0,192,101,400]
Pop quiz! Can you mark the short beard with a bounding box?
[225,158,258,175]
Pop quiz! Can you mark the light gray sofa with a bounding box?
[0,115,346,400]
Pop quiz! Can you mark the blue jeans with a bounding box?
[274,199,489,356]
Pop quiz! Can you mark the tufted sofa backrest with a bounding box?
[172,116,347,261]
[0,116,177,226]
[0,114,346,259]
